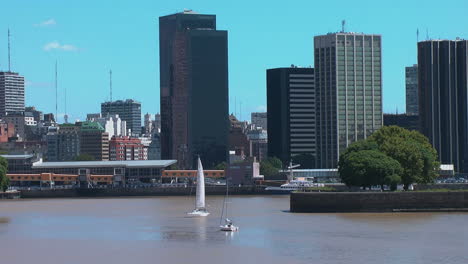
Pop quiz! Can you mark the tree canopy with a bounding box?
[260,157,282,179]
[0,156,9,192]
[338,126,439,190]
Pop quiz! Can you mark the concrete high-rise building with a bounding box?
[57,124,81,161]
[159,11,229,169]
[405,64,419,115]
[80,121,109,161]
[267,67,316,165]
[251,112,267,130]
[314,33,383,168]
[418,39,468,172]
[144,113,153,135]
[101,99,141,136]
[0,71,25,117]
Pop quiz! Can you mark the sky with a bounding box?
[0,0,467,123]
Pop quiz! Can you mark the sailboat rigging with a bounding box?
[188,157,209,217]
[219,178,239,232]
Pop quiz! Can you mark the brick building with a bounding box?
[109,136,144,161]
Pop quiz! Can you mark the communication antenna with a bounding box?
[7,29,11,72]
[234,97,237,118]
[426,28,429,40]
[64,69,68,123]
[55,60,58,123]
[341,20,346,33]
[240,101,242,121]
[109,69,112,102]
[416,28,419,42]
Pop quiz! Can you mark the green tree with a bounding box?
[339,149,402,190]
[74,154,96,161]
[0,156,9,192]
[291,154,316,169]
[369,126,439,189]
[260,157,282,179]
[214,162,227,170]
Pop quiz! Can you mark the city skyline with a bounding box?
[0,0,467,123]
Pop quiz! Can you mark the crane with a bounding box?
[287,161,301,183]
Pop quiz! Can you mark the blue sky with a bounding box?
[0,0,467,123]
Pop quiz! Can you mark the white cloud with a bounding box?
[43,41,78,52]
[256,105,267,112]
[34,18,56,27]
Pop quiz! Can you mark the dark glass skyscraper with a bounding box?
[418,39,468,172]
[159,11,228,169]
[267,67,316,165]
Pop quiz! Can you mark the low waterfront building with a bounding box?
[2,154,177,187]
[226,158,261,186]
[161,170,225,184]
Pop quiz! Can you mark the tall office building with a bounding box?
[57,124,81,161]
[101,99,141,136]
[418,39,468,172]
[0,71,25,117]
[159,11,229,169]
[406,64,419,115]
[267,67,316,165]
[314,32,383,168]
[80,121,109,161]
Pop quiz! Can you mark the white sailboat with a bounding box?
[219,179,239,232]
[188,157,210,217]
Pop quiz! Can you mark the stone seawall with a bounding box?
[290,192,468,213]
[20,186,268,199]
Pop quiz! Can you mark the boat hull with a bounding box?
[220,225,239,232]
[188,210,210,217]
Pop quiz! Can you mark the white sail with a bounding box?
[195,157,205,210]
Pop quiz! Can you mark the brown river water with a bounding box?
[0,196,467,264]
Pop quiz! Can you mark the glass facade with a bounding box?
[418,40,468,172]
[159,12,228,169]
[405,65,418,115]
[315,33,383,168]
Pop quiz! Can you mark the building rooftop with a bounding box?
[32,159,177,168]
[1,154,35,160]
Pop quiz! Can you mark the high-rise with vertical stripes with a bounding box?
[267,67,316,165]
[418,39,468,172]
[0,71,25,117]
[314,33,383,168]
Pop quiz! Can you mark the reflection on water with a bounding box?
[0,196,467,264]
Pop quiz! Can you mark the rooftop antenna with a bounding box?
[109,69,112,102]
[416,28,419,42]
[55,60,58,123]
[234,97,237,118]
[7,28,11,72]
[64,69,68,123]
[341,20,346,33]
[426,28,429,40]
[240,101,242,121]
